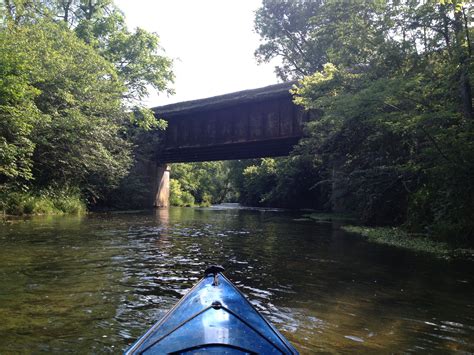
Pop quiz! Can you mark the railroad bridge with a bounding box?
[150,82,311,207]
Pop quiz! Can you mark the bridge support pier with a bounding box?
[154,164,171,208]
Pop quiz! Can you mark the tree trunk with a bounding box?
[454,6,473,120]
[63,0,73,24]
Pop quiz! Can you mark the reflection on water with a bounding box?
[0,207,473,353]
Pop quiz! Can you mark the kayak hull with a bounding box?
[126,273,298,354]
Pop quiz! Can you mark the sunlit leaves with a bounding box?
[1,1,175,205]
[0,27,42,186]
[130,107,167,131]
[256,0,474,234]
[0,21,132,198]
[171,162,235,205]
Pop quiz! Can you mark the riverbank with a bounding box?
[342,225,473,259]
[1,190,86,216]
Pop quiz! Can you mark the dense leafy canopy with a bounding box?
[228,157,322,209]
[252,0,473,241]
[0,29,40,185]
[0,0,173,207]
[170,162,236,207]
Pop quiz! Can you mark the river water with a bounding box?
[0,206,472,353]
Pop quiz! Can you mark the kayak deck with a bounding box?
[126,271,298,354]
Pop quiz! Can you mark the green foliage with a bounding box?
[2,0,174,103]
[200,193,212,207]
[254,0,326,80]
[170,158,323,208]
[0,22,41,187]
[234,156,325,208]
[256,0,473,242]
[240,158,278,206]
[130,107,167,131]
[1,187,86,215]
[1,21,132,199]
[169,179,195,207]
[67,1,175,101]
[97,27,174,101]
[171,162,235,206]
[0,1,173,213]
[255,1,398,80]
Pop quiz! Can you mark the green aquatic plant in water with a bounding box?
[343,226,473,258]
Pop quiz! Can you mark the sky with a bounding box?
[114,0,280,108]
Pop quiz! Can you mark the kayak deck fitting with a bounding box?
[126,265,298,354]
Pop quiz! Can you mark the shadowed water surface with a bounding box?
[0,206,473,353]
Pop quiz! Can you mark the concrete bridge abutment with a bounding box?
[154,164,171,208]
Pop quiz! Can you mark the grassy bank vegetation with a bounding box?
[1,188,86,216]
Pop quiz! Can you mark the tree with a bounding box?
[170,162,235,206]
[255,0,402,80]
[232,157,325,209]
[2,0,174,121]
[0,21,132,199]
[256,0,474,240]
[1,1,174,210]
[71,0,174,103]
[254,0,325,80]
[0,29,41,189]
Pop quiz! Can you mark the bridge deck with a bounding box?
[152,82,309,163]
